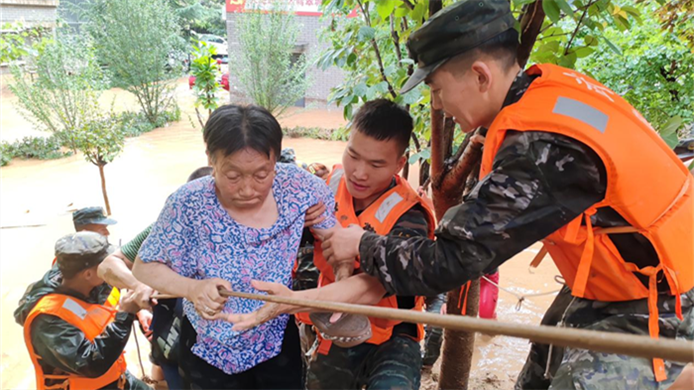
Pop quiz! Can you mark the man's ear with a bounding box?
[471,60,493,94]
[396,154,407,174]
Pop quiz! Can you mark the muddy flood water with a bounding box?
[1,79,560,389]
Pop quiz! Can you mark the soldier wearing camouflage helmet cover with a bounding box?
[233,0,694,389]
[16,232,149,390]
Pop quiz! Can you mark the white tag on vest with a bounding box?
[62,298,87,320]
[375,192,404,223]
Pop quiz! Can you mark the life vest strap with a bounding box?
[571,209,597,298]
[529,246,549,270]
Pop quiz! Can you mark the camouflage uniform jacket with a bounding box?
[15,266,142,390]
[358,71,672,299]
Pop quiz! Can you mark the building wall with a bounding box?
[0,0,58,27]
[56,0,85,33]
[225,12,344,104]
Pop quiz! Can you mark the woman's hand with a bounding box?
[186,278,232,320]
[227,280,295,331]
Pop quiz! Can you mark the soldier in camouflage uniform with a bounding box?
[314,1,694,389]
[297,99,433,390]
[16,232,150,390]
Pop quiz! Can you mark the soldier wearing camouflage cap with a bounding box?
[234,0,694,389]
[15,232,149,390]
[73,206,118,237]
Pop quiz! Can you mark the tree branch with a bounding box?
[401,0,414,10]
[435,130,485,216]
[356,0,397,98]
[517,1,545,68]
[402,18,414,77]
[564,0,595,56]
[391,15,402,64]
[410,132,421,153]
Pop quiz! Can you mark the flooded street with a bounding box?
[1,79,560,389]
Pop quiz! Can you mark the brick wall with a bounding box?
[225,12,344,104]
[0,0,58,26]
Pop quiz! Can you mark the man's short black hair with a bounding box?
[451,28,519,71]
[187,166,213,182]
[351,99,413,155]
[203,105,282,161]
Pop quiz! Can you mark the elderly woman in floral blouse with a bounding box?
[133,105,337,389]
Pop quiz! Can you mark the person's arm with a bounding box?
[325,131,606,297]
[98,249,138,290]
[227,273,385,331]
[99,225,155,309]
[29,291,141,377]
[132,192,232,320]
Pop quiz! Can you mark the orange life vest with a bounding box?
[297,165,436,350]
[23,287,127,390]
[480,63,694,382]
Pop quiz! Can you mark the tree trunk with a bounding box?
[429,102,480,390]
[98,163,112,216]
[402,150,410,180]
[439,280,480,390]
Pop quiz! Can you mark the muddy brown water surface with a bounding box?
[1,79,559,389]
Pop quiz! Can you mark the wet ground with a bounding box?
[1,78,560,389]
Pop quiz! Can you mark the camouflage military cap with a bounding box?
[401,0,516,94]
[55,231,114,275]
[72,206,117,228]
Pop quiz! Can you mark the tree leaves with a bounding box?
[376,0,396,20]
[358,26,376,41]
[543,0,562,23]
[556,0,575,19]
[660,116,683,148]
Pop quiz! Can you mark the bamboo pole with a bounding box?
[153,288,694,363]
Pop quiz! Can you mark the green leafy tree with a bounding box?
[72,111,126,215]
[235,2,311,117]
[0,21,49,65]
[190,41,223,127]
[83,0,183,125]
[576,2,693,144]
[8,35,105,152]
[169,0,227,39]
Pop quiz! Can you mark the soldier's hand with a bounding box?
[322,224,365,268]
[119,290,142,314]
[132,282,155,310]
[304,202,326,228]
[186,278,231,321]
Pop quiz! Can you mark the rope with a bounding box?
[131,321,157,386]
[152,288,694,364]
[480,274,564,311]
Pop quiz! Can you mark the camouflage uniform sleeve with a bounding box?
[359,131,606,297]
[389,204,429,239]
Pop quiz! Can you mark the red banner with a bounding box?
[226,0,324,16]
